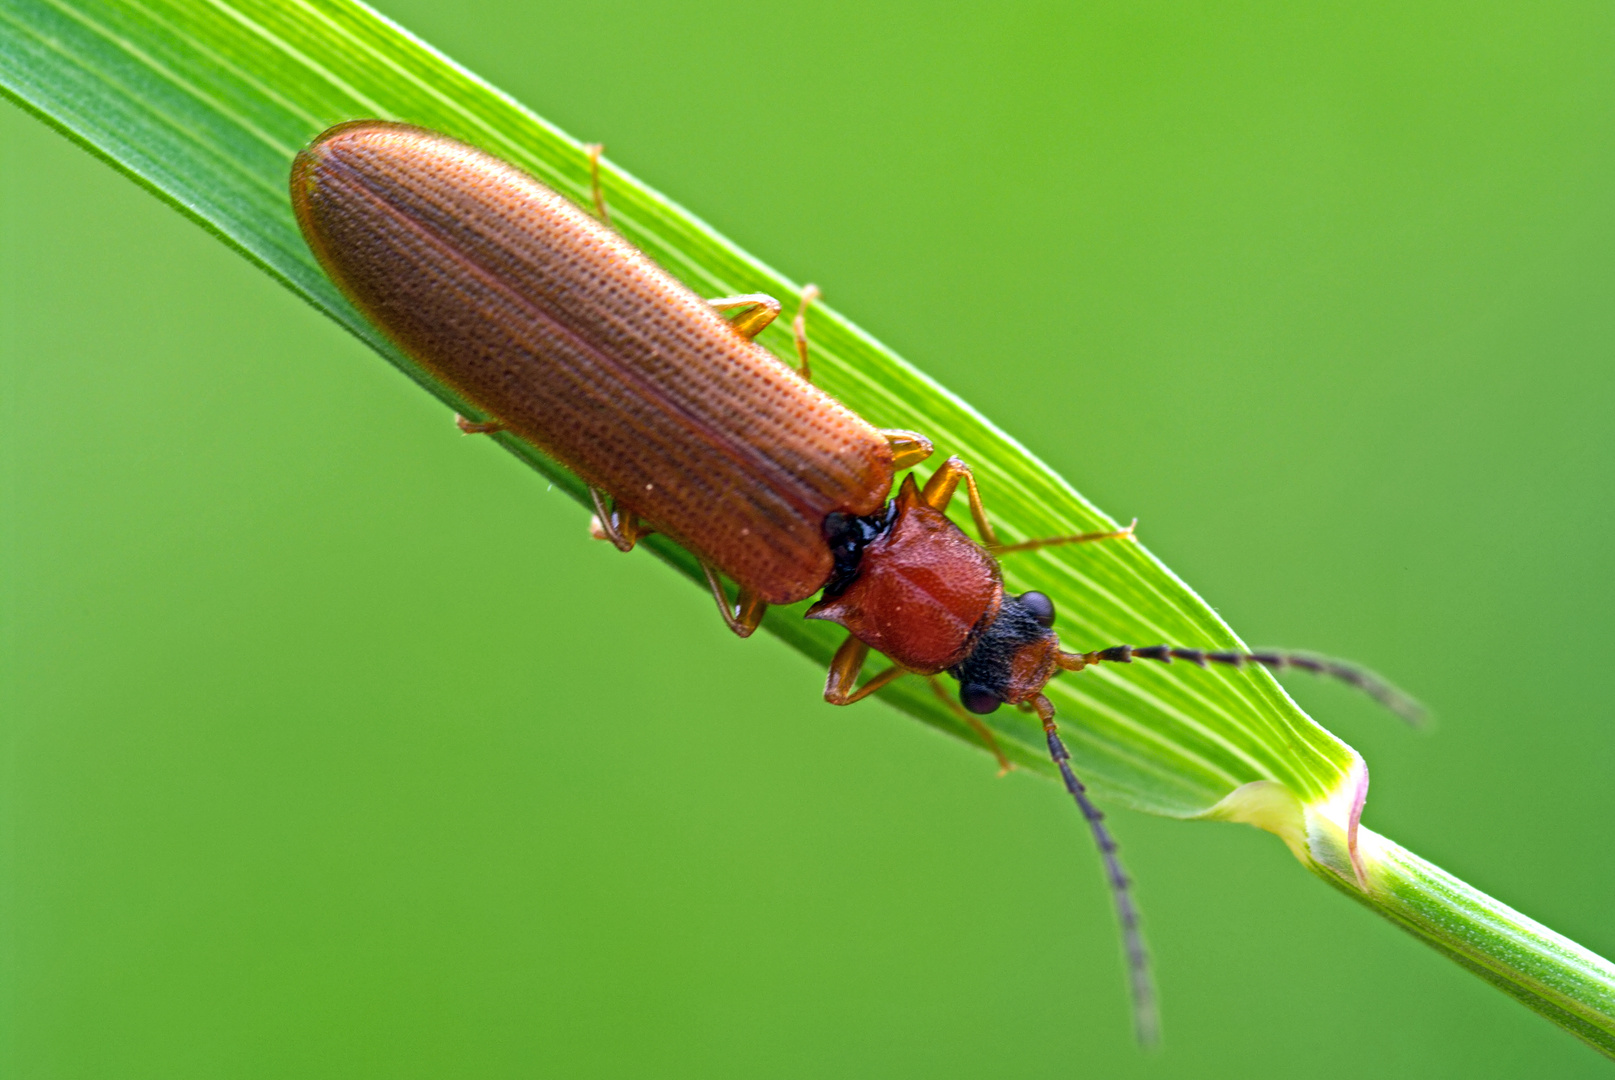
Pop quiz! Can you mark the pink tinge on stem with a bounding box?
[1346,761,1370,892]
[1196,752,1373,893]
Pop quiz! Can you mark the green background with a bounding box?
[3,0,1613,1074]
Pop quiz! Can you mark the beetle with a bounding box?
[290,121,1421,1042]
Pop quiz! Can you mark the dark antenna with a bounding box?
[1067,645,1427,727]
[1032,694,1159,1048]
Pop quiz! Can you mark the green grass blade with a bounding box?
[2,0,1611,1053]
[1338,830,1615,1056]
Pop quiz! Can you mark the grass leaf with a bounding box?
[3,0,1611,1054]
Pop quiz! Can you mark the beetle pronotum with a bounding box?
[290,121,1421,1043]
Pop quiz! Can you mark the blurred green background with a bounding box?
[3,0,1613,1074]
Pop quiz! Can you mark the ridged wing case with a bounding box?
[292,122,894,604]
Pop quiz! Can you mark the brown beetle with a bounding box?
[292,121,1421,1043]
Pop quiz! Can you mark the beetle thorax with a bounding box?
[805,476,1003,674]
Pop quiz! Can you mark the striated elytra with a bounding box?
[292,120,894,606]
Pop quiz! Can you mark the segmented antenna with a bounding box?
[1071,645,1427,726]
[1031,694,1159,1048]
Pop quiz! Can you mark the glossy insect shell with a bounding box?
[807,476,1004,673]
[291,121,895,605]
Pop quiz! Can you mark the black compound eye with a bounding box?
[959,684,1002,715]
[1020,590,1057,628]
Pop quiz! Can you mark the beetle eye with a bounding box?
[1020,590,1056,628]
[959,684,1001,714]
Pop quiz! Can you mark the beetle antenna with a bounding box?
[1032,694,1159,1048]
[1068,645,1426,726]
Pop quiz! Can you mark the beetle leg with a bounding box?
[828,638,1014,774]
[587,484,647,552]
[992,519,1137,555]
[823,634,909,704]
[925,675,1013,775]
[582,142,610,225]
[708,285,816,377]
[792,284,820,382]
[921,456,1137,554]
[878,429,934,469]
[588,511,655,546]
[708,293,781,339]
[699,563,767,637]
[454,413,504,435]
[920,456,1000,545]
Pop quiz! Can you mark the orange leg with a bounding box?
[822,635,908,704]
[700,563,767,638]
[711,286,817,378]
[792,285,820,383]
[823,638,1012,775]
[455,413,504,435]
[993,519,1136,555]
[583,142,610,225]
[588,485,649,552]
[708,294,781,340]
[925,675,1013,775]
[920,455,1137,554]
[878,429,934,470]
[920,456,998,544]
[464,412,653,554]
[588,511,656,546]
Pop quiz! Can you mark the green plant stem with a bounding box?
[1336,830,1615,1055]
